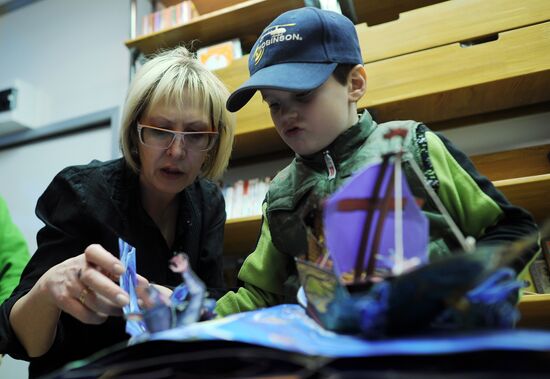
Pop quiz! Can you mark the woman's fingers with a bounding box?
[42,244,149,325]
[84,244,126,279]
[80,244,129,307]
[79,262,129,307]
[62,295,109,325]
[70,282,124,317]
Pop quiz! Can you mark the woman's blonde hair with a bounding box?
[120,46,234,179]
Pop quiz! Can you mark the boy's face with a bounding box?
[261,76,356,156]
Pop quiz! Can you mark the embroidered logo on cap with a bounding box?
[253,23,302,65]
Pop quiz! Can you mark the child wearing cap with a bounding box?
[216,7,538,316]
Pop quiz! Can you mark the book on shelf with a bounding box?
[197,39,242,71]
[141,0,199,36]
[222,177,271,220]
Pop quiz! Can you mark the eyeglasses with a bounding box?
[137,124,218,152]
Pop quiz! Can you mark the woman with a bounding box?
[0,47,235,378]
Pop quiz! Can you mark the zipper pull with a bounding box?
[323,150,336,180]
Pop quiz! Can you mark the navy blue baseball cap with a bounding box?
[226,7,363,112]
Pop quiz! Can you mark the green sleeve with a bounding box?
[425,131,540,288]
[426,132,503,238]
[0,197,30,303]
[216,203,292,317]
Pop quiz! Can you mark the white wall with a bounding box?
[0,127,112,253]
[0,1,132,377]
[0,0,130,126]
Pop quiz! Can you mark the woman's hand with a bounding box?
[37,244,132,324]
[10,243,142,357]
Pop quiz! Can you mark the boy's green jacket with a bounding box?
[0,196,29,304]
[216,112,538,316]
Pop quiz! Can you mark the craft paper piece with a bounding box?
[324,160,428,278]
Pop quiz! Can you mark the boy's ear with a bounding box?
[347,65,367,102]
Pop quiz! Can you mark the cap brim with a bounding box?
[226,62,338,112]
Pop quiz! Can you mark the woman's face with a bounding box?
[137,100,211,201]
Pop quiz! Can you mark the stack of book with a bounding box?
[222,177,272,219]
[141,0,198,36]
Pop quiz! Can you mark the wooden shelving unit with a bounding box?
[355,0,550,63]
[214,0,550,159]
[494,175,550,222]
[360,22,550,124]
[471,144,550,223]
[351,0,445,27]
[125,0,304,54]
[470,144,550,182]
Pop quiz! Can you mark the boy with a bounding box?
[216,7,538,316]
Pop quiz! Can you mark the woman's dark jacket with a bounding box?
[0,158,226,377]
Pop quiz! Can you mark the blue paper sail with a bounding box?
[119,238,147,336]
[323,160,429,279]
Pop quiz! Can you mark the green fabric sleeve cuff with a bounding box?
[215,203,289,316]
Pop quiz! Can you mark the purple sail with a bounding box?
[323,161,429,278]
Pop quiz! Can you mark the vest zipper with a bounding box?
[323,150,336,180]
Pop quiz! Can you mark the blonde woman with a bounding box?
[0,47,234,378]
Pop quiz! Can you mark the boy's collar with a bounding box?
[297,110,375,168]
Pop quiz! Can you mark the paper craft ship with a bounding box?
[119,241,216,339]
[296,128,534,338]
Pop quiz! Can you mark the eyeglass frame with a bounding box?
[137,123,219,152]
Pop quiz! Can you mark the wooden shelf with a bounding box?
[130,0,550,161]
[217,22,550,159]
[360,21,550,124]
[356,0,550,63]
[470,145,550,222]
[518,294,550,328]
[159,0,184,7]
[352,0,445,27]
[493,174,550,223]
[224,215,262,256]
[125,0,304,55]
[221,174,550,256]
[191,0,246,15]
[471,145,550,182]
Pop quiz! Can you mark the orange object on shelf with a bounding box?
[197,39,242,71]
